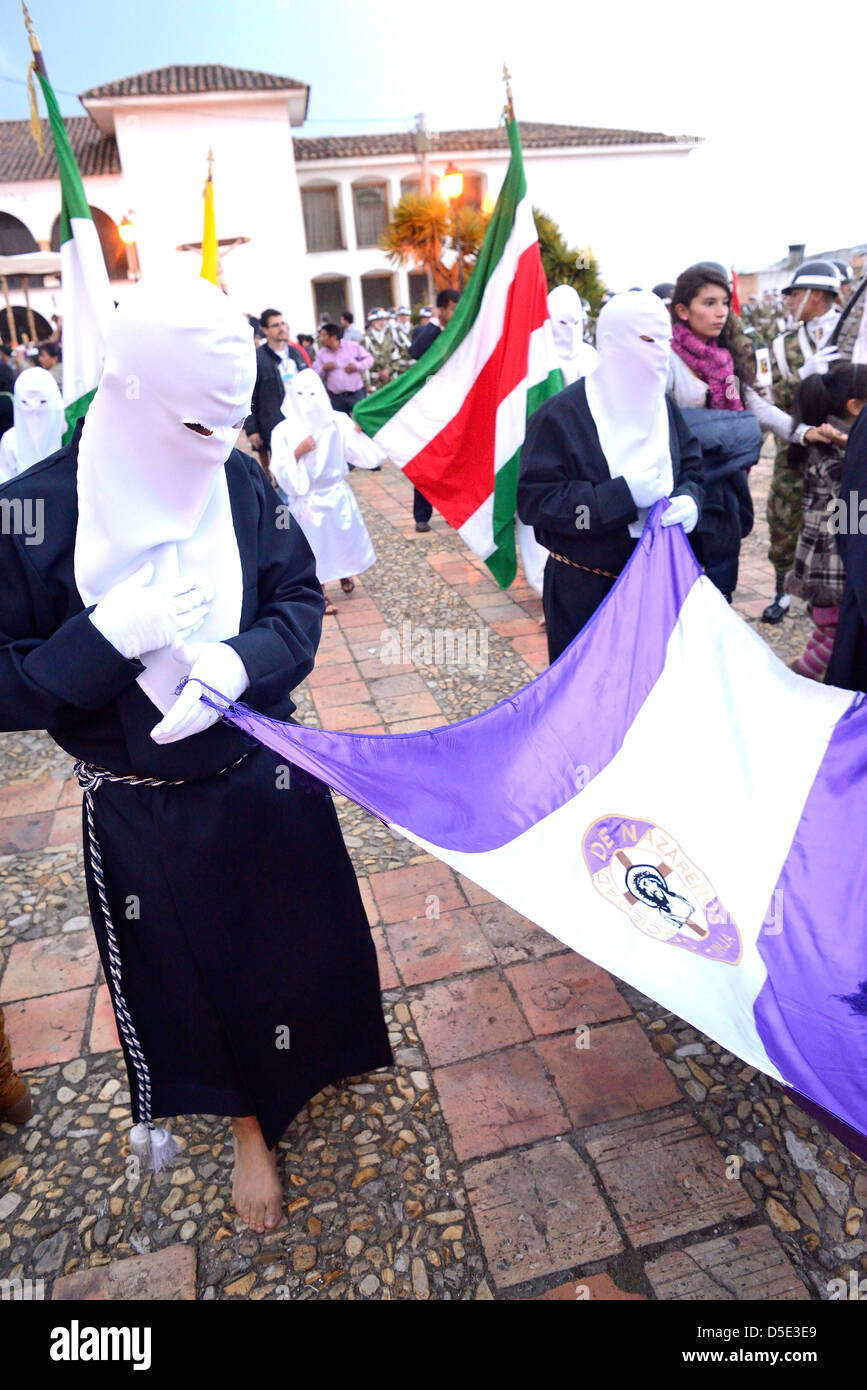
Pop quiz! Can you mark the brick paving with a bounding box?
[1,441,863,1301]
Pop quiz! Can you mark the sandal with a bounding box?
[340,577,355,594]
[324,601,338,615]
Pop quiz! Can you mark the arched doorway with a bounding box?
[3,305,52,342]
[0,213,41,288]
[50,206,127,282]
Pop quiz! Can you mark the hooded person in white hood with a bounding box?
[547,285,598,386]
[518,290,704,661]
[270,369,383,611]
[0,274,391,1234]
[0,366,65,483]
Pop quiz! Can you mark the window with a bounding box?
[312,277,348,325]
[361,274,394,320]
[301,187,343,253]
[400,177,421,199]
[408,271,429,308]
[353,183,389,248]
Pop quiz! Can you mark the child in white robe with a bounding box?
[0,366,64,483]
[270,370,383,613]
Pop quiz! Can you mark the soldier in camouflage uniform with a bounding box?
[834,272,867,362]
[391,306,413,376]
[762,259,843,622]
[362,308,402,392]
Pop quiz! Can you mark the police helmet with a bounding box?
[781,259,842,295]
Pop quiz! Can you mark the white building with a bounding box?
[0,63,700,338]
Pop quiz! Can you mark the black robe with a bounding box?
[826,408,867,693]
[517,380,704,662]
[0,432,392,1147]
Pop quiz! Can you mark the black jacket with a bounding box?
[245,343,307,446]
[0,430,325,780]
[517,379,704,574]
[409,322,441,360]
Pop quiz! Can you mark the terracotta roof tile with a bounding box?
[293,120,695,161]
[0,116,120,182]
[81,64,306,99]
[0,112,695,186]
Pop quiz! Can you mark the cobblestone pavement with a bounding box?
[2,441,863,1302]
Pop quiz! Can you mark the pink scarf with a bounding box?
[672,319,743,411]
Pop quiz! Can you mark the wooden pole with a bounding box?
[1,278,18,347]
[22,275,36,342]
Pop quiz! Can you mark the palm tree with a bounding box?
[533,207,606,311]
[381,194,491,293]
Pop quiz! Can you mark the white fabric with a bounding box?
[585,291,674,538]
[270,369,379,586]
[547,285,598,385]
[74,275,256,714]
[390,578,852,1080]
[0,367,64,481]
[516,519,548,596]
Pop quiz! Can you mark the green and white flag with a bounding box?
[30,55,113,441]
[353,115,563,588]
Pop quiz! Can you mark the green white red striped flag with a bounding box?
[353,116,563,588]
[30,58,113,441]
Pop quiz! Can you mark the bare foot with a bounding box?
[231,1116,283,1234]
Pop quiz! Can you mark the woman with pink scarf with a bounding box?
[668,264,835,600]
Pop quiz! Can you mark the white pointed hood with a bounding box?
[74,274,256,713]
[547,285,598,385]
[584,290,673,536]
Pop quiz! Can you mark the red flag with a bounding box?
[731,266,741,317]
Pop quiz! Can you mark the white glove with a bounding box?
[660,494,699,533]
[90,563,211,659]
[624,460,668,509]
[798,343,840,380]
[150,640,249,744]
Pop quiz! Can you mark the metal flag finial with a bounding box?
[502,63,515,124]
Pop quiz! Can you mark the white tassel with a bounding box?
[149,1126,180,1173]
[129,1122,152,1166]
[128,1121,179,1173]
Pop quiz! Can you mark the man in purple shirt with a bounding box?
[314,323,373,415]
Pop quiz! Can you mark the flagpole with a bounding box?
[502,63,515,123]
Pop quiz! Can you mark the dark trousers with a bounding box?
[413,488,433,524]
[542,556,619,663]
[328,388,366,416]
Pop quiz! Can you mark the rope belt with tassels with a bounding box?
[549,551,620,581]
[74,754,248,1172]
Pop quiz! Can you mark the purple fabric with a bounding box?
[219,503,702,852]
[754,695,867,1144]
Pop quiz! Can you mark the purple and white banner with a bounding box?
[217,504,867,1151]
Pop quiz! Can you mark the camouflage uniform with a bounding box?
[835,276,867,362]
[392,324,413,376]
[362,326,402,392]
[766,327,811,574]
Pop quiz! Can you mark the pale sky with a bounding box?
[1,0,862,275]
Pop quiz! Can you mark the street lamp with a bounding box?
[440,163,464,291]
[117,212,140,280]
